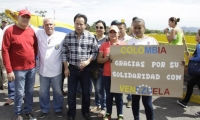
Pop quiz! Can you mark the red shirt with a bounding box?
[2,25,38,73]
[99,41,126,76]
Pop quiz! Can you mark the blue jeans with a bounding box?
[91,69,106,110]
[132,95,153,120]
[13,68,36,115]
[127,94,132,101]
[8,81,15,100]
[77,80,93,94]
[103,76,123,115]
[67,65,91,118]
[39,74,63,113]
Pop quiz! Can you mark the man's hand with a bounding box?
[7,72,15,81]
[64,68,70,77]
[79,60,90,70]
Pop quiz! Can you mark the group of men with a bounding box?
[0,9,135,120]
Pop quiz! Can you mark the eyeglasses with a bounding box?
[96,26,104,29]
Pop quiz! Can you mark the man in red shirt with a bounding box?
[2,9,38,120]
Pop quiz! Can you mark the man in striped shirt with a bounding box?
[62,13,98,120]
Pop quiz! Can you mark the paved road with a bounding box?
[0,74,200,120]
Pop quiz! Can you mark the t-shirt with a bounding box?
[2,25,38,73]
[127,36,159,45]
[99,41,127,76]
[119,34,132,43]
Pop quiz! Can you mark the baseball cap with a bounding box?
[18,9,31,17]
[1,18,8,22]
[109,25,119,32]
[111,20,120,26]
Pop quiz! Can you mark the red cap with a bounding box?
[18,9,31,17]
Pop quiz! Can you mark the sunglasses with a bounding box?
[96,26,104,29]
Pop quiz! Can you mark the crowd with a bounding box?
[0,9,200,120]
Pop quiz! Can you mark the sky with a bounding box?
[0,0,199,30]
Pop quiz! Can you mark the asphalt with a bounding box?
[0,74,200,120]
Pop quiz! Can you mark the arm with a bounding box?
[79,37,98,69]
[182,35,189,56]
[97,52,110,64]
[2,30,15,81]
[165,28,175,43]
[190,44,200,61]
[62,35,70,77]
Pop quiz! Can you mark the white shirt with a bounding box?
[119,34,133,43]
[127,36,159,45]
[36,29,66,77]
[0,24,14,50]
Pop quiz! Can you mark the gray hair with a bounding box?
[43,18,54,24]
[133,18,145,28]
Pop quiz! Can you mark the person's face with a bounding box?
[95,22,105,35]
[117,24,126,36]
[108,30,118,40]
[43,19,55,36]
[18,15,30,27]
[74,17,86,34]
[168,20,175,28]
[132,22,145,38]
[1,21,8,28]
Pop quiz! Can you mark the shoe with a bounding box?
[103,113,111,120]
[25,113,37,120]
[82,113,92,120]
[97,110,106,118]
[126,100,132,108]
[67,116,74,120]
[16,114,23,120]
[90,106,101,112]
[118,114,124,120]
[55,112,63,118]
[195,111,200,116]
[4,99,14,106]
[177,100,187,108]
[38,112,48,118]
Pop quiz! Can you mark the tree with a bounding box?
[35,10,47,17]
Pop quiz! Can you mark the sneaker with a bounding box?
[195,111,200,116]
[25,113,37,120]
[38,112,48,118]
[90,106,101,112]
[97,110,106,118]
[118,114,124,120]
[126,100,132,108]
[16,114,23,120]
[55,112,63,118]
[103,113,111,120]
[177,100,187,108]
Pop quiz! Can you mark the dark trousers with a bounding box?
[183,76,200,103]
[67,65,91,118]
[61,64,65,93]
[132,95,153,120]
[103,76,123,115]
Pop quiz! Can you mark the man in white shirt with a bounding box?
[117,22,133,108]
[117,22,132,43]
[35,18,66,118]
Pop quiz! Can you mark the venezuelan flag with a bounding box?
[5,9,74,33]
